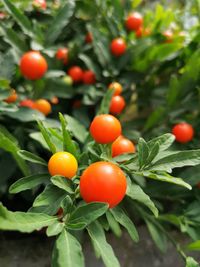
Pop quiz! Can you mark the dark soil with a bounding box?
[0,226,199,267]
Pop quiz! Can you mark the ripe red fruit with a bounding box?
[90,114,122,144]
[163,30,173,43]
[20,51,48,80]
[56,48,68,65]
[172,122,194,143]
[4,89,18,103]
[20,99,36,109]
[125,12,143,31]
[83,70,96,84]
[80,161,127,208]
[112,136,136,157]
[33,0,47,10]
[0,12,6,19]
[110,95,126,115]
[108,82,123,96]
[68,66,83,83]
[135,27,143,38]
[110,38,127,57]
[85,32,93,43]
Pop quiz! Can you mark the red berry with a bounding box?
[172,122,194,143]
[125,12,143,31]
[83,70,96,84]
[110,38,127,57]
[110,95,126,115]
[56,48,68,65]
[68,66,84,83]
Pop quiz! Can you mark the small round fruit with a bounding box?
[20,99,36,109]
[163,30,173,43]
[125,12,143,31]
[56,48,68,65]
[20,51,48,80]
[110,95,126,115]
[48,152,78,179]
[85,32,93,43]
[90,114,121,144]
[51,96,59,105]
[80,161,127,208]
[62,75,73,86]
[135,27,143,38]
[110,38,126,57]
[68,66,83,83]
[0,12,6,20]
[35,99,52,116]
[83,70,96,84]
[108,82,123,96]
[4,89,18,103]
[33,0,47,10]
[172,122,194,143]
[112,136,136,157]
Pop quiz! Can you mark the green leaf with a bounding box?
[45,1,75,44]
[186,257,200,267]
[87,221,120,267]
[1,26,28,55]
[187,240,200,251]
[146,142,159,165]
[138,138,149,169]
[59,113,78,158]
[9,173,50,194]
[97,88,114,115]
[0,51,16,80]
[111,207,139,242]
[150,150,200,172]
[17,150,47,166]
[1,0,33,37]
[64,115,88,143]
[37,120,57,154]
[6,108,45,122]
[51,176,74,194]
[0,203,56,233]
[33,184,66,215]
[141,171,192,190]
[147,133,175,152]
[68,202,109,228]
[106,211,122,237]
[127,184,158,217]
[145,219,168,253]
[46,221,64,237]
[52,229,85,267]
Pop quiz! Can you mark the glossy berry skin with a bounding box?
[20,51,48,80]
[135,27,143,38]
[85,32,93,43]
[172,123,194,143]
[108,82,123,96]
[80,161,127,208]
[110,38,127,57]
[112,136,136,157]
[68,66,84,83]
[125,12,143,31]
[4,89,17,103]
[90,114,121,144]
[163,30,173,43]
[110,95,126,115]
[20,99,36,109]
[51,96,59,105]
[48,151,78,179]
[35,99,52,116]
[83,70,96,84]
[56,48,68,65]
[33,0,47,10]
